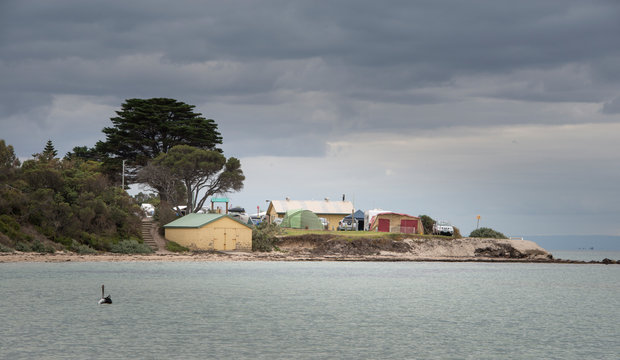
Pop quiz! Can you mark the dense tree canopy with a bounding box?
[138,145,244,213]
[0,140,20,182]
[0,140,142,252]
[64,145,102,162]
[96,98,223,181]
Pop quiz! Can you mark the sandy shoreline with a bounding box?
[2,237,616,264]
[0,250,615,264]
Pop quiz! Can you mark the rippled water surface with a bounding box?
[1,261,619,359]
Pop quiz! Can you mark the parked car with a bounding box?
[432,221,454,236]
[337,217,356,231]
[318,217,328,230]
[230,212,251,224]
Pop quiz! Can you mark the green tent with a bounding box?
[280,209,323,230]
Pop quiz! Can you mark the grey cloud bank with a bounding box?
[1,0,619,236]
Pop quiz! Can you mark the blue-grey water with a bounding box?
[550,250,620,262]
[1,261,619,359]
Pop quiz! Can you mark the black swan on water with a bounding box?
[98,284,112,304]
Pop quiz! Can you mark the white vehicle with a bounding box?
[432,221,454,236]
[337,217,356,231]
[318,217,328,229]
[140,203,155,217]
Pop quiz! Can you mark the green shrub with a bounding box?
[53,235,73,247]
[165,240,189,252]
[80,232,114,251]
[0,243,14,252]
[0,214,19,232]
[110,239,154,254]
[252,222,283,252]
[31,239,55,253]
[0,214,29,242]
[15,241,32,252]
[71,240,98,254]
[469,227,508,239]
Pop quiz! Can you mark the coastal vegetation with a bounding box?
[110,239,154,254]
[165,240,190,253]
[93,98,223,184]
[469,227,508,239]
[138,145,244,214]
[252,222,283,252]
[0,97,244,254]
[419,214,436,234]
[0,139,142,252]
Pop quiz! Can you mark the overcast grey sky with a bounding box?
[1,0,619,236]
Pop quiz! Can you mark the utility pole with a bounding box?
[121,160,126,190]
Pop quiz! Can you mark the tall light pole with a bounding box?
[121,160,126,190]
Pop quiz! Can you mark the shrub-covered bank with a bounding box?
[0,140,144,253]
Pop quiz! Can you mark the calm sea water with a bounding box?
[1,261,619,359]
[550,250,620,262]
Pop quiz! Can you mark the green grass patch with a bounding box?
[165,240,189,252]
[281,228,459,242]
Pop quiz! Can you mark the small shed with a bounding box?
[164,213,252,251]
[280,209,324,230]
[368,212,423,234]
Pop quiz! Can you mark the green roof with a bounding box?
[163,213,251,229]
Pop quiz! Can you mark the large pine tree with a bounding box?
[96,98,223,182]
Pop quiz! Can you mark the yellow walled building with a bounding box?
[266,199,354,231]
[164,213,252,251]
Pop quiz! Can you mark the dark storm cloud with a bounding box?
[2,0,619,235]
[1,0,620,156]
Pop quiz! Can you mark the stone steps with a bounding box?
[141,219,158,251]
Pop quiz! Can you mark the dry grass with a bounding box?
[282,229,382,237]
[280,228,446,240]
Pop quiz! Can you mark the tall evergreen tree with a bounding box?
[43,140,58,158]
[32,140,58,162]
[98,98,222,162]
[95,98,223,184]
